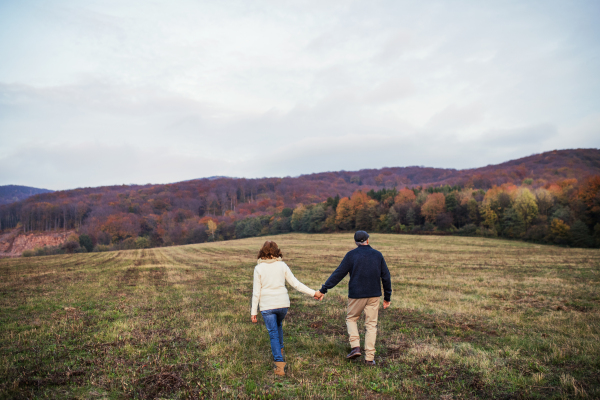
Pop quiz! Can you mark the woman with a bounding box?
[251,241,317,376]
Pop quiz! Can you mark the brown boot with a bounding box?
[346,347,362,359]
[274,362,286,376]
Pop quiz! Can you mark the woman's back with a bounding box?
[251,258,315,314]
[250,240,317,377]
[256,260,288,289]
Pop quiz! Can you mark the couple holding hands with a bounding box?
[251,231,392,376]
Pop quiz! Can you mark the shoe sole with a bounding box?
[346,353,362,359]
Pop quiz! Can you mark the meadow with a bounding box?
[1,233,599,399]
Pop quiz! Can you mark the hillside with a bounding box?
[0,148,598,255]
[0,185,53,205]
[299,148,600,188]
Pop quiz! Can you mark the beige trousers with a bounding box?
[346,297,379,361]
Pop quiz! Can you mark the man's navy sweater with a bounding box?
[320,245,392,301]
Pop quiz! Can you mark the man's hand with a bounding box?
[251,315,257,323]
[383,300,391,309]
[314,290,324,301]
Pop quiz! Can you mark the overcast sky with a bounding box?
[1,0,599,190]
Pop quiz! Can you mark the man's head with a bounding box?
[354,230,369,246]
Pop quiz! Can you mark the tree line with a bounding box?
[5,174,600,255]
[234,177,600,248]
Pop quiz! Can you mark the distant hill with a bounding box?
[0,185,53,205]
[434,148,600,187]
[297,148,600,189]
[0,148,599,252]
[180,176,235,183]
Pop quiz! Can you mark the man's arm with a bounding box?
[381,256,392,304]
[319,254,351,295]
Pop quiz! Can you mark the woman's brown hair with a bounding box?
[257,241,283,260]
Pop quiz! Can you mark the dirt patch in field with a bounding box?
[52,306,85,321]
[286,309,346,336]
[118,266,140,287]
[81,329,197,352]
[88,252,121,270]
[379,339,411,359]
[134,251,164,267]
[383,355,519,399]
[18,369,86,388]
[389,308,504,339]
[146,266,167,287]
[137,371,189,399]
[132,363,203,399]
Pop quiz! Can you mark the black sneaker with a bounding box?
[364,360,376,366]
[346,347,362,359]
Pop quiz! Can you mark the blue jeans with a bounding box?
[261,308,288,362]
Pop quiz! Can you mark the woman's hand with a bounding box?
[251,315,258,323]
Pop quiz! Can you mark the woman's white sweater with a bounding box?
[251,258,316,315]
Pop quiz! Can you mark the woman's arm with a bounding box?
[251,267,261,318]
[284,264,316,297]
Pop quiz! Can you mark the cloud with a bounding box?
[0,0,599,189]
[425,103,486,132]
[0,142,228,189]
[483,124,558,147]
[374,29,415,63]
[0,120,586,190]
[0,82,210,116]
[363,78,416,104]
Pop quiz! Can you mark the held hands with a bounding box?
[252,291,324,323]
[383,300,391,309]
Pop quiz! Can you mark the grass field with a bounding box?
[1,233,599,399]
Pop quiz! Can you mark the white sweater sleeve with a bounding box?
[284,264,316,297]
[251,267,261,315]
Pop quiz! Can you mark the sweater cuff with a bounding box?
[384,296,391,302]
[320,286,328,294]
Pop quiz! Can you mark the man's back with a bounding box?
[316,234,393,365]
[320,245,392,301]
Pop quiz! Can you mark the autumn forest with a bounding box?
[1,149,599,255]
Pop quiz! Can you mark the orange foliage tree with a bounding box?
[100,213,140,243]
[335,197,354,230]
[577,175,600,224]
[394,188,416,205]
[421,193,446,223]
[349,191,369,210]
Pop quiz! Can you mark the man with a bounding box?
[314,231,392,366]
